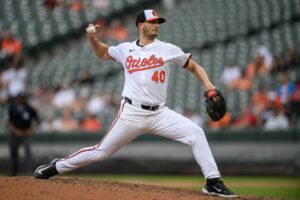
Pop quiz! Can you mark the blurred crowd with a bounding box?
[0,31,22,68]
[43,0,129,42]
[0,62,118,133]
[0,13,128,134]
[209,46,300,131]
[43,0,111,12]
[1,5,300,134]
[1,35,300,134]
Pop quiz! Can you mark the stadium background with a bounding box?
[0,0,300,196]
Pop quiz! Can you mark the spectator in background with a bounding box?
[234,69,252,91]
[233,106,257,130]
[264,106,289,131]
[257,45,273,70]
[71,94,88,118]
[80,113,102,132]
[52,109,78,132]
[220,63,241,90]
[267,90,282,109]
[106,19,128,42]
[69,0,85,12]
[30,85,57,126]
[39,113,55,133]
[259,91,283,126]
[255,56,269,76]
[87,91,107,115]
[252,84,270,116]
[0,32,22,65]
[246,56,269,79]
[53,83,76,109]
[92,0,111,12]
[290,79,300,119]
[1,61,27,98]
[276,73,295,106]
[6,93,40,176]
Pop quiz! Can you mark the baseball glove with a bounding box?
[204,89,227,121]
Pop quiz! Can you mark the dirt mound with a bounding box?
[0,177,279,200]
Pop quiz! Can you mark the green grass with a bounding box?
[223,176,300,199]
[230,187,300,199]
[67,174,300,200]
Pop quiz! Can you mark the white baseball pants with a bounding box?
[56,100,220,179]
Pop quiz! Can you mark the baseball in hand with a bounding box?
[86,25,96,34]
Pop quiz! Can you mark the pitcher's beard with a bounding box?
[142,28,159,40]
[146,32,158,40]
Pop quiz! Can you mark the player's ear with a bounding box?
[137,22,143,30]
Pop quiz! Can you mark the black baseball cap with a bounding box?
[135,9,166,27]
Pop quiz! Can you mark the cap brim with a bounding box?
[146,17,166,24]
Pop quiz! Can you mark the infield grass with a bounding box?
[68,174,300,200]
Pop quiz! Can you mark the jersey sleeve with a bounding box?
[107,44,123,63]
[168,45,192,68]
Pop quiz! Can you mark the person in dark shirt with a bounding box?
[6,93,40,176]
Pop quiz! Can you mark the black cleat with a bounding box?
[34,158,60,179]
[202,178,238,198]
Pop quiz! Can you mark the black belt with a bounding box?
[124,97,160,111]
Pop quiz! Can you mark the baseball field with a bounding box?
[1,175,299,200]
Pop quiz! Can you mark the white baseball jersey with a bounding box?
[56,38,220,180]
[108,39,191,105]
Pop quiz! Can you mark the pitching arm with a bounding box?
[86,24,112,61]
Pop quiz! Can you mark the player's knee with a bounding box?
[188,127,205,145]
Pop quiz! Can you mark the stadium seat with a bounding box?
[1,0,300,132]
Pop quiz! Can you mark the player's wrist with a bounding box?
[204,84,215,92]
[87,34,97,40]
[202,79,215,91]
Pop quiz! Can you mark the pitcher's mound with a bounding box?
[0,177,278,200]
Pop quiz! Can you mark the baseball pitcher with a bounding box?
[34,9,236,198]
